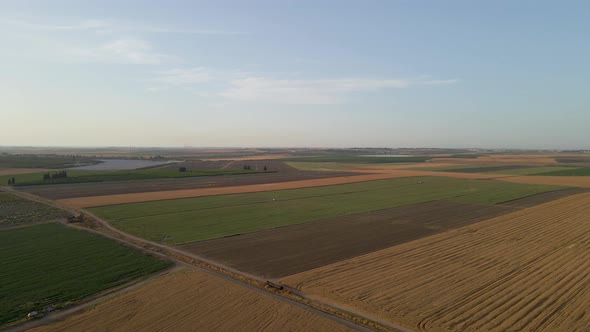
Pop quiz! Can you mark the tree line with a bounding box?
[43,170,68,180]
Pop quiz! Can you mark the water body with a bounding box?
[68,159,178,171]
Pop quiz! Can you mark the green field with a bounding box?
[535,167,590,176]
[0,223,171,326]
[0,193,69,228]
[0,154,98,169]
[91,177,565,245]
[1,168,260,186]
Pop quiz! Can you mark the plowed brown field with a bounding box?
[31,269,353,332]
[282,193,590,332]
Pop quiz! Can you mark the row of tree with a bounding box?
[43,170,68,180]
[243,165,268,171]
[7,177,15,185]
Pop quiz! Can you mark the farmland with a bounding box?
[0,192,69,228]
[536,166,590,176]
[18,170,357,200]
[0,223,171,327]
[281,193,590,332]
[29,269,353,332]
[281,155,432,163]
[181,201,517,278]
[90,176,564,244]
[0,154,98,169]
[1,168,259,186]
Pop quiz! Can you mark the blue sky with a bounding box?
[2,0,588,149]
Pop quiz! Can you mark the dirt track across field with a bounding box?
[28,269,355,332]
[180,201,517,279]
[19,171,356,200]
[282,193,590,332]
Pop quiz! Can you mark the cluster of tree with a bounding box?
[242,165,269,171]
[43,170,68,180]
[179,167,187,172]
[7,177,15,185]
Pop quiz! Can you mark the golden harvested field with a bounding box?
[31,269,353,332]
[499,175,590,188]
[282,193,590,332]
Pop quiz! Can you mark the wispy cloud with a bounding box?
[220,77,458,104]
[151,68,212,85]
[66,38,174,65]
[0,17,243,35]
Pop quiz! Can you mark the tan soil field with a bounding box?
[499,175,590,188]
[0,168,47,176]
[30,269,353,332]
[282,193,590,332]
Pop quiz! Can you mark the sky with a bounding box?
[1,0,588,149]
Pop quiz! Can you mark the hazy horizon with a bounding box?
[2,1,589,149]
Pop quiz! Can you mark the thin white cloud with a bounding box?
[421,78,461,85]
[66,38,174,65]
[152,68,212,85]
[0,17,243,35]
[220,77,457,104]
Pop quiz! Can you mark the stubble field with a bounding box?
[30,269,353,332]
[282,193,590,332]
